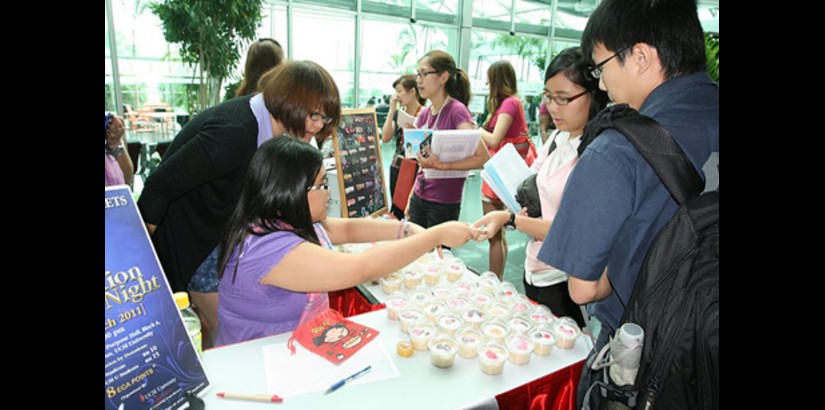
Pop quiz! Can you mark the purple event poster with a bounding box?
[105,185,209,409]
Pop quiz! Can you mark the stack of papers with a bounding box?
[480,143,535,213]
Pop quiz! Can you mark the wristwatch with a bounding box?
[107,144,125,158]
[504,211,517,231]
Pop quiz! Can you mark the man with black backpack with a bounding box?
[536,0,718,408]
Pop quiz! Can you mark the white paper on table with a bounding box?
[423,129,481,179]
[262,335,400,397]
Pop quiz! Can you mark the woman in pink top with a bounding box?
[472,48,608,326]
[478,60,536,280]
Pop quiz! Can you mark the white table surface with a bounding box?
[200,309,591,409]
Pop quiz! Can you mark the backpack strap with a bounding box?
[580,104,704,205]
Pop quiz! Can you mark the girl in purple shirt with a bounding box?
[407,50,490,230]
[216,137,484,346]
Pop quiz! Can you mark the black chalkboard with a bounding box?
[332,108,388,218]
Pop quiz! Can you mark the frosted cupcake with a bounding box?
[486,301,511,320]
[398,307,425,333]
[455,326,484,359]
[505,333,535,365]
[509,295,534,315]
[445,295,472,313]
[494,282,519,299]
[444,260,466,282]
[402,269,424,289]
[385,294,408,321]
[422,263,443,285]
[428,335,459,368]
[552,317,581,349]
[528,305,555,325]
[380,272,404,295]
[406,289,432,307]
[529,325,557,356]
[481,319,510,344]
[477,342,509,375]
[423,301,448,323]
[506,314,533,334]
[477,271,501,293]
[468,291,493,308]
[453,281,476,295]
[435,313,465,337]
[409,322,437,351]
[430,284,454,301]
[461,307,487,328]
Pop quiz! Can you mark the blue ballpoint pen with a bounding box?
[324,365,372,395]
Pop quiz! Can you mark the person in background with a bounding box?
[105,114,134,188]
[538,0,718,350]
[216,137,484,346]
[235,38,285,97]
[478,60,536,280]
[405,50,491,230]
[137,60,341,348]
[537,98,556,145]
[473,47,609,326]
[381,74,426,220]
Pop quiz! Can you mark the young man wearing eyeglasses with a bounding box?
[536,0,719,359]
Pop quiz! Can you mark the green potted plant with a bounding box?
[705,33,719,84]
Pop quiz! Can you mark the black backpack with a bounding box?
[578,104,719,410]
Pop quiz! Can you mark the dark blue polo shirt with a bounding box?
[537,72,719,332]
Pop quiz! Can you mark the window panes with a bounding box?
[292,9,356,107]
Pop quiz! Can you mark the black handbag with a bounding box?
[515,174,542,218]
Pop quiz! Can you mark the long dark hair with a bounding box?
[420,50,471,107]
[236,38,284,97]
[218,137,323,282]
[545,47,609,121]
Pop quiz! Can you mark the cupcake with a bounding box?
[486,302,511,320]
[477,271,501,293]
[428,335,459,368]
[461,307,487,328]
[406,289,432,307]
[481,319,510,344]
[385,294,408,321]
[402,269,424,289]
[494,282,519,299]
[398,307,425,333]
[430,284,454,301]
[509,295,534,314]
[436,313,465,337]
[477,342,509,375]
[529,325,557,356]
[423,301,448,323]
[469,291,493,308]
[505,333,535,365]
[528,305,555,325]
[552,317,581,349]
[444,260,466,282]
[445,295,472,313]
[506,314,533,334]
[422,263,443,285]
[453,281,477,295]
[409,322,437,351]
[456,326,484,359]
[380,272,404,295]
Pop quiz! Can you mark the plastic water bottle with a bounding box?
[609,323,644,386]
[174,292,202,356]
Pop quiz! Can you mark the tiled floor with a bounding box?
[379,140,531,294]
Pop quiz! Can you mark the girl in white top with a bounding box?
[472,47,608,326]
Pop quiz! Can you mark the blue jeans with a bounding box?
[188,246,220,293]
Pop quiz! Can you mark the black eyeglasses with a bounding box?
[310,112,333,125]
[307,177,329,191]
[588,47,631,79]
[416,70,438,79]
[542,89,589,106]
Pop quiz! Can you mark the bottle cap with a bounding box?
[174,292,191,309]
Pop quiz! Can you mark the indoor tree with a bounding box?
[150,0,264,114]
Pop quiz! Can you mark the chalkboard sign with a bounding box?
[332,108,388,218]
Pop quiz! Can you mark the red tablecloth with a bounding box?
[328,287,584,409]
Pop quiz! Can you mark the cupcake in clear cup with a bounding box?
[508,294,534,315]
[380,272,404,295]
[506,314,533,334]
[428,334,459,368]
[461,307,487,328]
[477,271,501,293]
[529,324,557,356]
[481,318,510,344]
[494,281,519,299]
[477,342,509,375]
[417,252,439,265]
[402,269,424,289]
[435,313,465,337]
[468,291,494,308]
[422,263,443,285]
[398,307,425,333]
[505,333,535,365]
[423,301,448,323]
[486,301,511,320]
[528,305,555,325]
[453,280,476,295]
[431,284,454,301]
[409,322,437,350]
[445,295,472,313]
[455,325,484,359]
[406,289,432,307]
[385,294,409,321]
[552,316,582,349]
[444,259,466,282]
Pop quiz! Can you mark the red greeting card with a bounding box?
[289,309,379,364]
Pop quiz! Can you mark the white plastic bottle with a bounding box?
[174,292,202,356]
